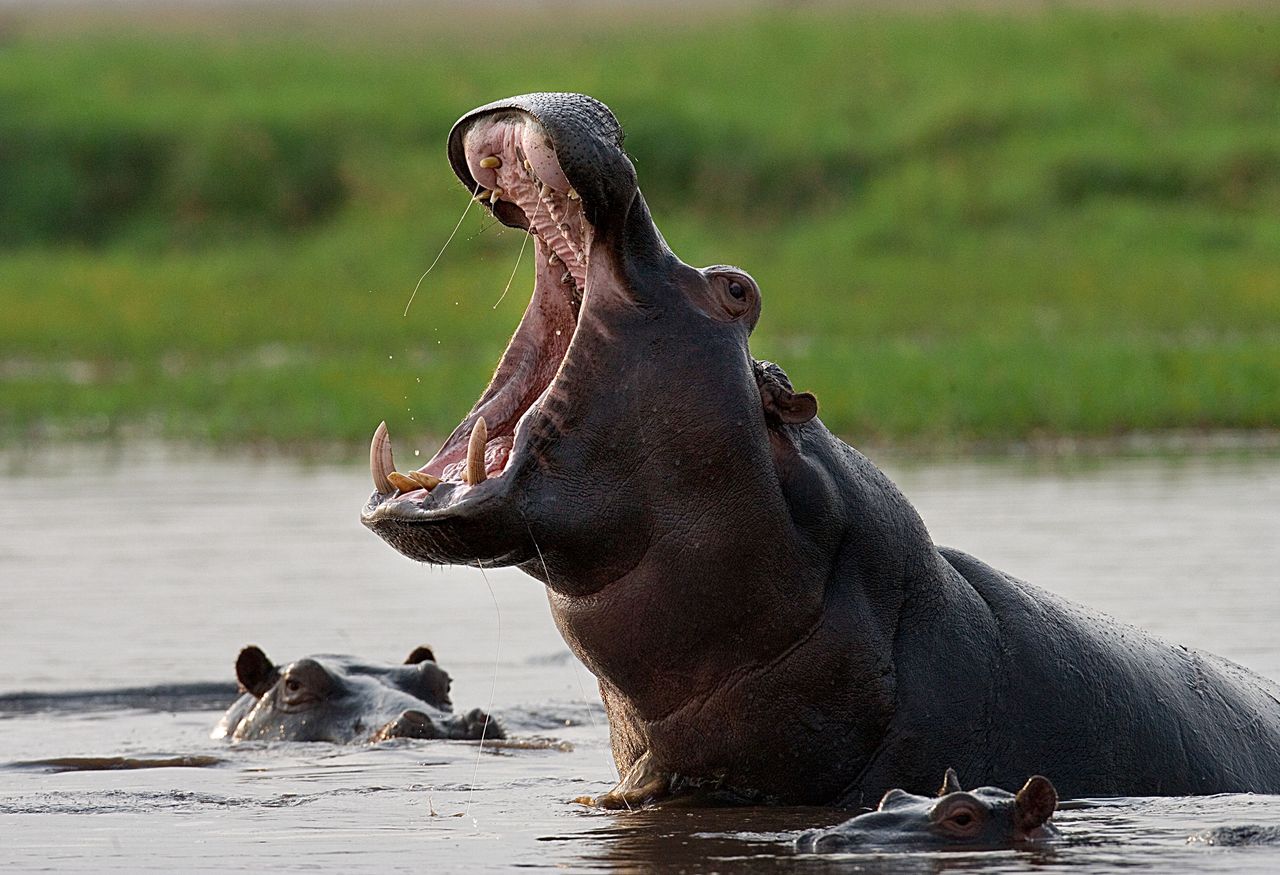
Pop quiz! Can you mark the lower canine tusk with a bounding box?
[465,417,488,486]
[370,421,395,494]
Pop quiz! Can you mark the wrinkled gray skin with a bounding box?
[363,92,1280,806]
[213,646,499,744]
[796,768,1059,853]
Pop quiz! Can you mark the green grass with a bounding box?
[1,5,1278,454]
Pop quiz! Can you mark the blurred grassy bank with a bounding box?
[1,4,1278,455]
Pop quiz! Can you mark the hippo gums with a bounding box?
[362,92,1280,805]
[796,769,1059,853]
[214,645,500,744]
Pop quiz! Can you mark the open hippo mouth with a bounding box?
[361,94,647,566]
[377,113,590,486]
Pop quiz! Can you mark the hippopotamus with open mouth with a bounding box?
[796,769,1059,853]
[362,92,1280,806]
[213,645,499,743]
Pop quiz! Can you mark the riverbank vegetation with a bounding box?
[2,4,1277,454]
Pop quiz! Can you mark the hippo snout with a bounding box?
[373,709,440,741]
[794,829,859,854]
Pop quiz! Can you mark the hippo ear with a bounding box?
[755,360,818,426]
[1013,775,1058,833]
[938,767,964,796]
[235,646,279,698]
[877,788,911,810]
[767,389,818,425]
[405,645,437,665]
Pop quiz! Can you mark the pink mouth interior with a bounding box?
[398,115,592,496]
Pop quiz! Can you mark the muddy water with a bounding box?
[2,445,1280,872]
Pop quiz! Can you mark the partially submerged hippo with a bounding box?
[361,92,1280,805]
[213,645,500,743]
[796,769,1059,853]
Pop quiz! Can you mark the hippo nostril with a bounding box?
[794,830,819,853]
[803,832,848,854]
[394,709,439,739]
[371,709,440,742]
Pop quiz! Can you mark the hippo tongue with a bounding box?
[371,114,589,496]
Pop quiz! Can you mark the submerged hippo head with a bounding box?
[213,645,498,744]
[796,769,1059,853]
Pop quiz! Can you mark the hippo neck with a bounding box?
[538,422,960,802]
[519,232,840,713]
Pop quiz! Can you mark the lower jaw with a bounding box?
[362,492,534,567]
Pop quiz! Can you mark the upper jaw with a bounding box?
[447,93,636,233]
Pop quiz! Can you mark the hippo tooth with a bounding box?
[523,159,532,170]
[567,187,580,201]
[479,155,501,169]
[407,470,442,491]
[370,421,395,494]
[474,189,492,202]
[465,417,488,486]
[490,188,503,204]
[387,471,420,493]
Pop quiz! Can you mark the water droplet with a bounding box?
[414,450,420,457]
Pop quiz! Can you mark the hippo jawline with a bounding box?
[361,95,633,564]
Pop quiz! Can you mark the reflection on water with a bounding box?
[2,445,1279,871]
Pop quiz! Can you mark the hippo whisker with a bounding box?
[403,179,482,317]
[492,186,543,311]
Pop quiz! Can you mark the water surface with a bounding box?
[2,446,1279,871]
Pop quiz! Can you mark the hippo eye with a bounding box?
[698,269,758,323]
[285,678,301,693]
[938,804,983,835]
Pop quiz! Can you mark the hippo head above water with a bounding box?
[213,645,498,744]
[362,92,832,795]
[796,769,1060,853]
[360,93,1280,806]
[361,92,809,577]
